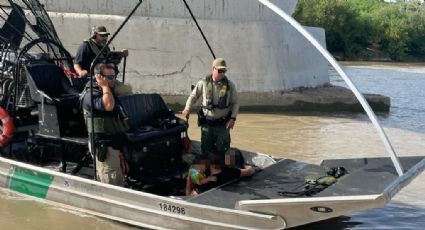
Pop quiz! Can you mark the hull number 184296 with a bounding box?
[159,203,186,215]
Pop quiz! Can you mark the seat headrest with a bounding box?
[26,63,74,98]
[118,94,170,130]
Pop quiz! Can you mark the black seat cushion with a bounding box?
[118,94,187,142]
[126,126,187,143]
[119,94,171,131]
[26,62,79,106]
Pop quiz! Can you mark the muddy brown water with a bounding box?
[1,63,425,229]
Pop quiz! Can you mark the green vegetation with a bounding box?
[293,0,425,61]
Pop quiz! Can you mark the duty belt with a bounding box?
[205,117,228,126]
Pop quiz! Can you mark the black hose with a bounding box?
[181,0,216,59]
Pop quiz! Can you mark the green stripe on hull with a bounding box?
[9,166,54,199]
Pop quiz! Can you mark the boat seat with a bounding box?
[125,126,187,143]
[25,60,85,138]
[119,94,188,143]
[26,61,80,107]
[118,94,188,182]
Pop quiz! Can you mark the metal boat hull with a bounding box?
[1,151,424,229]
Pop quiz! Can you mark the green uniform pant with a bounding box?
[96,147,124,186]
[201,124,230,157]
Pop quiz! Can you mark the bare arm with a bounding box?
[102,87,115,111]
[229,82,239,119]
[182,81,203,118]
[185,175,192,196]
[122,49,129,57]
[200,176,217,184]
[239,166,256,177]
[74,63,88,77]
[96,75,115,111]
[226,82,239,129]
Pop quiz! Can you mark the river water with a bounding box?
[1,63,424,229]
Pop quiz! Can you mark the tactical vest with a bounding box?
[84,39,107,63]
[85,39,107,58]
[202,75,230,110]
[84,114,129,135]
[82,84,129,136]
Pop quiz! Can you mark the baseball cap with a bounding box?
[212,58,227,69]
[93,26,110,35]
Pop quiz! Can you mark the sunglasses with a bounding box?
[99,34,109,38]
[103,74,116,80]
[217,68,226,74]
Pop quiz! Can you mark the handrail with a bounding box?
[181,0,216,59]
[383,158,425,201]
[258,0,404,176]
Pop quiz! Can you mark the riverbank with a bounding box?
[341,61,425,67]
[163,84,390,113]
[334,54,425,63]
[332,44,425,63]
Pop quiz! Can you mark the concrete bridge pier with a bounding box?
[40,0,389,112]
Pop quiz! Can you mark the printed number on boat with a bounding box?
[159,203,186,215]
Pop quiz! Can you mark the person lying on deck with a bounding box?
[194,152,260,195]
[185,155,217,196]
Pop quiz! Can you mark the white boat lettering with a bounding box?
[64,181,102,194]
[310,206,333,213]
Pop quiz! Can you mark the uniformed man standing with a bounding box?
[74,26,129,92]
[82,63,129,186]
[182,58,239,158]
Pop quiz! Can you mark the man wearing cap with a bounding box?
[74,26,129,92]
[82,63,129,186]
[182,58,239,158]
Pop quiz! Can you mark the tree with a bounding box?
[293,0,425,60]
[293,0,374,57]
[373,2,409,60]
[405,3,425,57]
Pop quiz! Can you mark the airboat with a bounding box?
[0,0,423,229]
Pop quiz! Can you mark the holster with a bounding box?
[197,108,207,127]
[97,141,108,162]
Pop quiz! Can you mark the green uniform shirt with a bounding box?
[185,76,239,120]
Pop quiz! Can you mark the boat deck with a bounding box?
[188,156,424,209]
[317,156,424,197]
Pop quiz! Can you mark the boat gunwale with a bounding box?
[383,157,425,201]
[0,155,287,229]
